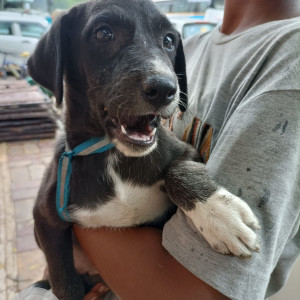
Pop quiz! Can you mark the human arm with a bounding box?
[74,225,229,300]
[76,88,300,300]
[75,90,300,300]
[163,90,300,299]
[77,21,300,299]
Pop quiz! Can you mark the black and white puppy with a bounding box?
[28,0,260,299]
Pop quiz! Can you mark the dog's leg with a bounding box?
[165,159,261,258]
[34,210,84,300]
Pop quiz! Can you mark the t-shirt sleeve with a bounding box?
[162,90,300,300]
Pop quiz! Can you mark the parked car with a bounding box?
[167,9,223,39]
[0,11,49,66]
[167,15,216,39]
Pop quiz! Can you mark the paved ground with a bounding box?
[1,138,300,300]
[0,138,55,300]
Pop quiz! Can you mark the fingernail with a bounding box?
[99,285,109,293]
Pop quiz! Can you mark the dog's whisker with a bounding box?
[179,91,188,97]
[88,85,103,93]
[116,101,125,121]
[121,104,131,122]
[175,73,187,80]
[178,98,189,109]
[117,98,133,121]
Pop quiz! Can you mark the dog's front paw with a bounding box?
[184,188,261,258]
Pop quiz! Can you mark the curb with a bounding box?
[0,142,18,300]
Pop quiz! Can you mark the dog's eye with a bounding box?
[96,26,114,41]
[163,34,175,51]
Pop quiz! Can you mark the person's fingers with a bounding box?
[84,291,99,300]
[84,282,109,300]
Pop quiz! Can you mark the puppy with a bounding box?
[28,0,260,299]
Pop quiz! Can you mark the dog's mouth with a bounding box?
[109,113,159,146]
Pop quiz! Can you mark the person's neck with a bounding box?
[220,0,300,35]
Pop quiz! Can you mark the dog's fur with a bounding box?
[28,0,260,299]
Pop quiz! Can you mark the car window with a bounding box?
[0,22,13,35]
[182,23,216,38]
[19,23,46,38]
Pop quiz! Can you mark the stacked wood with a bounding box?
[0,80,57,142]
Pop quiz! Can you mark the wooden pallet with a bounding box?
[0,79,57,142]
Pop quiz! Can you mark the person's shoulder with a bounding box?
[278,16,300,30]
[259,17,300,45]
[183,29,214,44]
[183,29,215,55]
[246,17,300,94]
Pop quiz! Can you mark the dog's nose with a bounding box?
[142,75,177,106]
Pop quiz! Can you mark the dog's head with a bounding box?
[28,0,187,157]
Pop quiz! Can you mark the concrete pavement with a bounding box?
[0,139,55,300]
[1,138,300,300]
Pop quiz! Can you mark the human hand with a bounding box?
[84,282,109,300]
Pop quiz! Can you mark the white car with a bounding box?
[167,9,223,39]
[169,16,217,39]
[0,11,49,66]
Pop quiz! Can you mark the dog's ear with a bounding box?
[175,38,188,112]
[28,12,71,106]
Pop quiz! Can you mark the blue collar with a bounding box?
[56,136,115,222]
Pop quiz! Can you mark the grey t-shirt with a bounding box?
[163,18,300,300]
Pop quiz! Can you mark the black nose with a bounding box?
[142,75,177,107]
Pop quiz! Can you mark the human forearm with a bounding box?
[73,225,228,300]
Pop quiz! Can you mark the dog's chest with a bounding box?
[70,165,172,228]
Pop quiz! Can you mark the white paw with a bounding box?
[184,188,261,258]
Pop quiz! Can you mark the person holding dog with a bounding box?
[74,0,300,299]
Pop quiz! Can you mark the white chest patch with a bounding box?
[70,167,172,228]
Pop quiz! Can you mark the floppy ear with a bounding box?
[175,38,188,112]
[28,12,70,106]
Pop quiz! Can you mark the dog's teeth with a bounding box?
[121,125,127,135]
[129,134,140,141]
[149,128,157,137]
[127,134,151,142]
